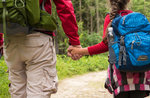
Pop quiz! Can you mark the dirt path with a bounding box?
[51,71,150,98]
[51,71,112,98]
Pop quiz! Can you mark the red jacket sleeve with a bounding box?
[53,0,80,45]
[88,14,111,55]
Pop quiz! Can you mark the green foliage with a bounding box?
[72,0,108,32]
[131,0,145,13]
[79,31,102,47]
[0,57,10,97]
[77,21,102,47]
[57,53,108,80]
[130,0,150,21]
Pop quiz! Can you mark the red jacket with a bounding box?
[39,0,80,45]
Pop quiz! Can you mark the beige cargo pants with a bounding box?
[4,32,58,98]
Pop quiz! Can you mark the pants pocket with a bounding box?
[42,67,58,94]
[24,33,44,47]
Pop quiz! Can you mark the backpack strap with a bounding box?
[118,11,130,66]
[118,36,127,66]
[41,0,47,11]
[2,0,7,43]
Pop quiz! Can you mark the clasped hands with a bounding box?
[67,45,83,60]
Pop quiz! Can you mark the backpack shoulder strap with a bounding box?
[41,0,47,11]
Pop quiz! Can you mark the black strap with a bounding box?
[109,63,115,94]
[118,36,127,66]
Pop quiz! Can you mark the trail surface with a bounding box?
[51,71,150,98]
[51,71,112,98]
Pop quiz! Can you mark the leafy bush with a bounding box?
[56,53,108,80]
[79,31,102,47]
[78,21,102,48]
[0,57,10,97]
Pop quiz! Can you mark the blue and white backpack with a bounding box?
[108,12,150,72]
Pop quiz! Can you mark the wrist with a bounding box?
[72,45,82,48]
[79,48,89,55]
[69,44,82,48]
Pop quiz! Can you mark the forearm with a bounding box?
[79,48,89,55]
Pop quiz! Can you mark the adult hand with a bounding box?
[67,45,82,60]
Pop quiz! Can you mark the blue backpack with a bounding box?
[108,12,150,72]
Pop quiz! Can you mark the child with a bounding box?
[68,0,150,98]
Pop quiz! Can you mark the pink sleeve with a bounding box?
[88,14,111,55]
[53,0,80,45]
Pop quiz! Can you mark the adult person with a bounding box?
[68,0,150,98]
[2,0,81,98]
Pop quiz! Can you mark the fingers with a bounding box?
[67,50,81,60]
[68,49,82,60]
[67,51,72,57]
[67,47,73,53]
[67,47,74,57]
[67,45,83,60]
[71,54,82,60]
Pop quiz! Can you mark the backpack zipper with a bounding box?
[122,16,126,25]
[131,40,135,50]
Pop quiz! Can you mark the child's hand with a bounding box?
[70,47,82,55]
[68,47,89,56]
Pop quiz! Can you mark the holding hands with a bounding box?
[67,45,89,60]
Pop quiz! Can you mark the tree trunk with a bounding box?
[79,0,82,21]
[96,0,100,33]
[90,13,93,33]
[87,12,90,34]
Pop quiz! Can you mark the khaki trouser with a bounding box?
[4,32,58,98]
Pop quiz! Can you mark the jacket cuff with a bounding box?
[69,38,80,45]
[69,40,80,45]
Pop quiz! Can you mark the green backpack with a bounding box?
[0,0,57,35]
